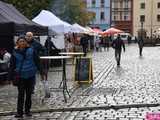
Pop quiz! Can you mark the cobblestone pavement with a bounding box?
[1,44,160,120]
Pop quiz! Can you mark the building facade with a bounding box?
[133,0,160,37]
[85,0,111,30]
[111,0,133,34]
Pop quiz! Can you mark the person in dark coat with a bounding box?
[9,37,43,118]
[127,36,131,44]
[80,34,89,57]
[44,36,61,67]
[25,32,46,93]
[111,34,125,66]
[44,36,58,55]
[104,36,110,51]
[25,32,46,56]
[138,37,144,56]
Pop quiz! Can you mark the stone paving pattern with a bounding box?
[1,44,160,119]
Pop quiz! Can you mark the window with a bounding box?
[113,1,118,9]
[101,0,105,7]
[124,16,128,20]
[112,12,119,21]
[157,15,160,22]
[92,0,96,7]
[140,15,145,22]
[123,12,130,21]
[124,0,129,8]
[100,12,105,20]
[158,2,160,8]
[140,3,145,9]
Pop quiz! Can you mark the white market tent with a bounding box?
[32,10,76,49]
[72,23,89,33]
[85,26,97,35]
[32,10,73,34]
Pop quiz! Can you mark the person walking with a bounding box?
[103,36,110,51]
[95,36,100,52]
[80,34,88,57]
[9,37,43,118]
[138,37,144,56]
[99,37,103,52]
[111,34,125,66]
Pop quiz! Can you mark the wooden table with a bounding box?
[59,52,84,56]
[40,56,72,102]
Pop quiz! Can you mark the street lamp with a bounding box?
[150,0,153,41]
[140,20,144,40]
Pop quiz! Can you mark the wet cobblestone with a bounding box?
[1,44,160,119]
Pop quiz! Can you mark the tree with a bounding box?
[2,0,95,26]
[1,0,52,19]
[52,0,95,26]
[64,0,95,26]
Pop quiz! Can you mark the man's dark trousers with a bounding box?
[139,46,143,56]
[17,77,34,115]
[115,49,122,65]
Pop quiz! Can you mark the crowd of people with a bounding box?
[0,32,58,118]
[0,31,144,118]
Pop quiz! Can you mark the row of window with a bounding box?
[112,12,130,21]
[92,0,131,8]
[140,15,160,22]
[112,1,130,8]
[92,11,105,20]
[92,0,105,8]
[112,15,130,21]
[112,14,160,22]
[140,2,160,9]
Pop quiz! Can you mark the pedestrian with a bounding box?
[0,48,11,63]
[99,37,103,52]
[9,37,43,118]
[103,36,110,51]
[25,32,46,56]
[127,35,131,44]
[111,34,125,66]
[80,34,88,57]
[44,36,58,55]
[138,37,144,56]
[94,36,100,52]
[25,32,46,93]
[66,37,73,52]
[0,48,11,72]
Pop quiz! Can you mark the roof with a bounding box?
[0,1,48,35]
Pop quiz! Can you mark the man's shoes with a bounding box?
[117,62,120,66]
[14,113,23,118]
[31,90,35,94]
[25,112,32,117]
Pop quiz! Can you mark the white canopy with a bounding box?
[85,26,97,35]
[72,23,89,33]
[32,10,73,34]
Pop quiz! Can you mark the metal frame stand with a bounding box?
[60,59,71,102]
